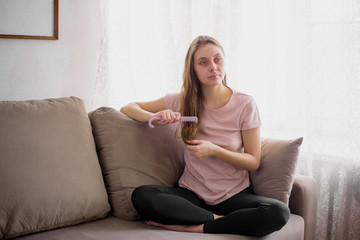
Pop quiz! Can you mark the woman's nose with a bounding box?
[209,62,216,71]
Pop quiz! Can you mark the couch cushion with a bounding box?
[250,138,303,205]
[89,107,185,220]
[14,215,304,240]
[0,97,110,239]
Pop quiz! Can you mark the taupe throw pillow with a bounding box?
[0,97,110,239]
[251,138,303,205]
[89,107,185,220]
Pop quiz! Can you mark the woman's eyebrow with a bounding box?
[196,53,222,61]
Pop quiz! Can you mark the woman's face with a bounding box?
[193,43,225,87]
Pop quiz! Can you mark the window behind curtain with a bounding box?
[98,1,360,239]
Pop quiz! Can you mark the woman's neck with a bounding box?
[201,84,232,109]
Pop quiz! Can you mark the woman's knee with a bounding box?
[131,185,160,209]
[269,200,290,230]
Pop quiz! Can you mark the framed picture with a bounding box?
[0,0,58,40]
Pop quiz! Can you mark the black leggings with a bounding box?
[131,185,290,236]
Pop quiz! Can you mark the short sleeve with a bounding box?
[241,96,261,130]
[165,93,181,112]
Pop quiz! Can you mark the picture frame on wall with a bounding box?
[0,0,59,40]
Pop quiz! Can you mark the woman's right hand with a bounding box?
[151,109,181,126]
[120,97,178,124]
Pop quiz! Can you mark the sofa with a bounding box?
[0,97,318,240]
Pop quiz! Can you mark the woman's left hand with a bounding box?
[186,127,261,170]
[186,140,218,159]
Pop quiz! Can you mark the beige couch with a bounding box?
[0,97,318,240]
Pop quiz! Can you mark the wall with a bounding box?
[0,0,103,110]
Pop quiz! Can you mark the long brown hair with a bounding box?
[180,36,227,143]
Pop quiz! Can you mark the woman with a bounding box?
[120,35,290,236]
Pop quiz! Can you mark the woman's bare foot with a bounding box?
[145,221,204,233]
[213,213,223,220]
[144,214,224,233]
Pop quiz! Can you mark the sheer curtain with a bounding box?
[95,0,360,239]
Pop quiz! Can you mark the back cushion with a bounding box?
[0,97,110,239]
[89,107,185,220]
[250,137,303,205]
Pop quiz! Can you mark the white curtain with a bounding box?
[95,0,360,239]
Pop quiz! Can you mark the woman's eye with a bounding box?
[200,61,206,65]
[215,57,222,62]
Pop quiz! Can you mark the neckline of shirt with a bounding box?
[203,88,235,111]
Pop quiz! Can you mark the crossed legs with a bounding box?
[131,185,290,236]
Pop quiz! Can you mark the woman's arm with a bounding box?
[186,127,261,171]
[120,97,181,125]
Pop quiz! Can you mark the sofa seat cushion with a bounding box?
[15,214,304,240]
[0,97,110,239]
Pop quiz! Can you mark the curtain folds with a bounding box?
[97,1,360,239]
[91,1,110,110]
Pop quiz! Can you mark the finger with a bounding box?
[163,111,174,123]
[172,113,181,124]
[175,112,181,121]
[170,111,178,123]
[173,111,182,121]
[186,145,196,150]
[163,111,170,121]
[187,140,202,145]
[154,113,168,125]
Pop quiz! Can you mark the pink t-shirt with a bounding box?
[165,90,261,205]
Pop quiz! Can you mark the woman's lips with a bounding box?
[209,74,219,79]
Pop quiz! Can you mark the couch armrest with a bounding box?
[289,174,318,240]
